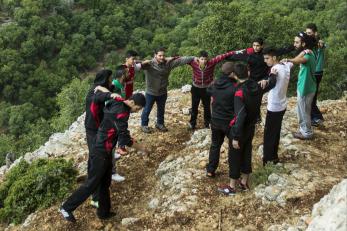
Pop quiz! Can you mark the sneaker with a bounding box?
[187,123,196,131]
[155,124,168,132]
[292,131,312,140]
[312,119,323,127]
[112,173,125,182]
[97,211,116,220]
[217,185,236,196]
[238,180,250,192]
[141,126,152,133]
[60,207,76,223]
[90,200,99,208]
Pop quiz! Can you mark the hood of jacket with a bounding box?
[94,69,112,87]
[214,75,237,89]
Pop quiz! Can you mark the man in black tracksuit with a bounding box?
[61,93,147,222]
[205,62,237,177]
[226,38,268,82]
[231,63,276,192]
[218,63,277,195]
[84,69,121,206]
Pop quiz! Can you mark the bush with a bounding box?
[0,158,77,224]
[250,163,288,188]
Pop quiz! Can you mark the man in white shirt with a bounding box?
[262,47,293,165]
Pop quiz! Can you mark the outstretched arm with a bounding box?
[169,56,195,69]
[208,50,236,65]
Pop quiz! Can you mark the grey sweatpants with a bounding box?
[297,92,315,138]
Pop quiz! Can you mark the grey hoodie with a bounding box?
[142,56,194,96]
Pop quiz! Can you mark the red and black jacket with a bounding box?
[85,69,113,131]
[230,75,276,140]
[93,100,133,154]
[207,74,238,127]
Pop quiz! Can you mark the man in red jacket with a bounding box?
[187,50,235,130]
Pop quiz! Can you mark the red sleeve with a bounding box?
[209,50,236,66]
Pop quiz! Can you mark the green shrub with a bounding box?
[250,163,288,188]
[0,158,77,224]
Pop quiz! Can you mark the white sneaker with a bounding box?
[112,173,125,182]
[114,152,122,159]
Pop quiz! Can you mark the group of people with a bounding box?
[60,22,325,221]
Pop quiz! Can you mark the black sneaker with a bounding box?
[155,124,168,132]
[60,207,76,223]
[141,126,152,133]
[97,211,116,220]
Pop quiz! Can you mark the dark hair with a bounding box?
[234,63,248,80]
[221,62,235,75]
[114,65,127,79]
[262,47,278,56]
[129,93,146,107]
[199,50,209,58]
[297,31,316,49]
[306,23,318,32]
[94,69,112,84]
[253,37,264,45]
[126,50,138,58]
[154,47,166,54]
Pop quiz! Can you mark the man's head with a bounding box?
[125,93,146,112]
[305,23,318,38]
[263,47,279,67]
[252,37,264,53]
[198,50,209,66]
[154,47,166,63]
[95,69,113,88]
[125,50,138,67]
[233,63,249,81]
[114,65,128,84]
[221,62,235,78]
[294,32,316,50]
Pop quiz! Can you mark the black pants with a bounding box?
[229,125,255,179]
[206,122,230,173]
[263,110,286,165]
[62,151,113,217]
[311,73,324,121]
[190,85,211,127]
[86,129,99,201]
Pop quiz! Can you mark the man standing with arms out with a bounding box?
[205,62,237,177]
[283,32,317,140]
[306,23,326,126]
[226,38,268,82]
[187,50,235,130]
[140,47,194,133]
[60,93,148,222]
[262,47,293,165]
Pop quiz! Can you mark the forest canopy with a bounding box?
[0,0,346,164]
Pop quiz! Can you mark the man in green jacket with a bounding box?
[140,47,194,133]
[306,23,326,126]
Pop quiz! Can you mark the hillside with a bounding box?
[1,87,346,231]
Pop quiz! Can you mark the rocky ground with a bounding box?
[1,87,346,231]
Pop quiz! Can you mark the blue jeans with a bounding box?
[141,93,167,126]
